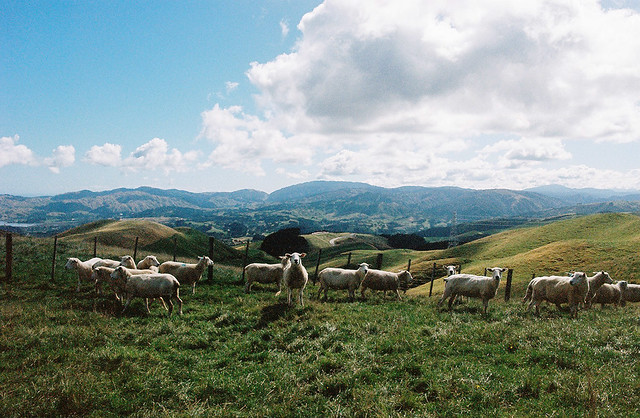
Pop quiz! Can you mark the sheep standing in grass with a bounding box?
[590,281,628,308]
[622,283,640,304]
[110,266,182,316]
[584,271,614,307]
[282,252,308,306]
[158,256,213,294]
[137,255,160,271]
[244,255,291,295]
[360,269,413,300]
[528,272,589,318]
[438,267,506,313]
[92,266,158,300]
[93,256,136,269]
[65,257,103,292]
[317,263,369,302]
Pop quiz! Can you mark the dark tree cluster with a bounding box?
[259,227,310,258]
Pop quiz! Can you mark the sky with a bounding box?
[2,0,640,196]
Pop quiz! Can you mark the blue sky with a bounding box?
[2,0,640,196]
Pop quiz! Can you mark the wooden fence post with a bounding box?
[346,252,352,267]
[5,233,12,283]
[93,236,97,257]
[313,249,322,284]
[484,267,488,276]
[429,262,436,297]
[407,259,412,272]
[50,235,58,282]
[173,236,178,262]
[133,236,139,261]
[376,253,383,270]
[208,236,214,282]
[504,268,513,302]
[240,240,250,284]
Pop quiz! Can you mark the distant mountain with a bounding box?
[1,181,639,237]
[525,184,640,205]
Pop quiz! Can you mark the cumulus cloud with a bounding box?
[84,143,122,166]
[199,104,312,176]
[0,135,36,168]
[225,81,239,93]
[44,145,75,173]
[84,139,199,174]
[197,0,640,189]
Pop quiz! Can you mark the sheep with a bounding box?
[590,281,628,308]
[64,257,103,292]
[438,267,506,313]
[527,272,589,318]
[445,265,459,276]
[158,256,213,294]
[584,271,614,308]
[360,269,413,300]
[110,266,182,316]
[282,252,308,306]
[244,255,291,295]
[622,283,640,304]
[136,255,160,271]
[93,255,136,269]
[91,266,157,299]
[317,263,369,302]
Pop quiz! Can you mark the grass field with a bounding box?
[2,214,640,416]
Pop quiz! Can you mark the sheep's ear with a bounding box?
[300,253,306,258]
[501,268,507,272]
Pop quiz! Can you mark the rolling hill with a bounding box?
[1,181,640,239]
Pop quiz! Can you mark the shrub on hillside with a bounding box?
[260,227,309,258]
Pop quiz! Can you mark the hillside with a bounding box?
[406,212,640,297]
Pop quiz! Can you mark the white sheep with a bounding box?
[91,266,157,299]
[445,265,459,276]
[438,267,506,313]
[590,281,628,308]
[93,255,136,269]
[158,256,213,294]
[64,257,103,292]
[110,266,182,316]
[584,271,614,308]
[244,255,291,295]
[317,263,369,301]
[136,255,160,271]
[282,252,308,306]
[360,269,413,300]
[527,272,589,318]
[622,283,640,304]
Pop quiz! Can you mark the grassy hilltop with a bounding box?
[1,213,640,416]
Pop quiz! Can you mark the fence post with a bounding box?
[93,236,97,257]
[376,253,383,270]
[407,259,412,272]
[504,268,513,302]
[50,235,58,282]
[133,236,139,261]
[240,240,250,284]
[208,236,214,282]
[429,262,436,297]
[5,233,12,283]
[173,236,178,262]
[484,267,488,276]
[313,249,322,284]
[346,252,352,267]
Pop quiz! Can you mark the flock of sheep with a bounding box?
[65,251,638,318]
[64,254,213,315]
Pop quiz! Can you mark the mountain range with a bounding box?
[1,181,639,237]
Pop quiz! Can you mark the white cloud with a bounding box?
[280,19,290,37]
[84,139,199,174]
[44,145,75,173]
[0,135,36,168]
[122,138,199,174]
[84,143,122,166]
[225,81,239,93]
[199,104,312,176]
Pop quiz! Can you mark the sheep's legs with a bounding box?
[299,288,304,307]
[121,296,134,314]
[144,299,151,314]
[192,284,196,295]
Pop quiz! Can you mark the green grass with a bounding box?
[3,229,640,416]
